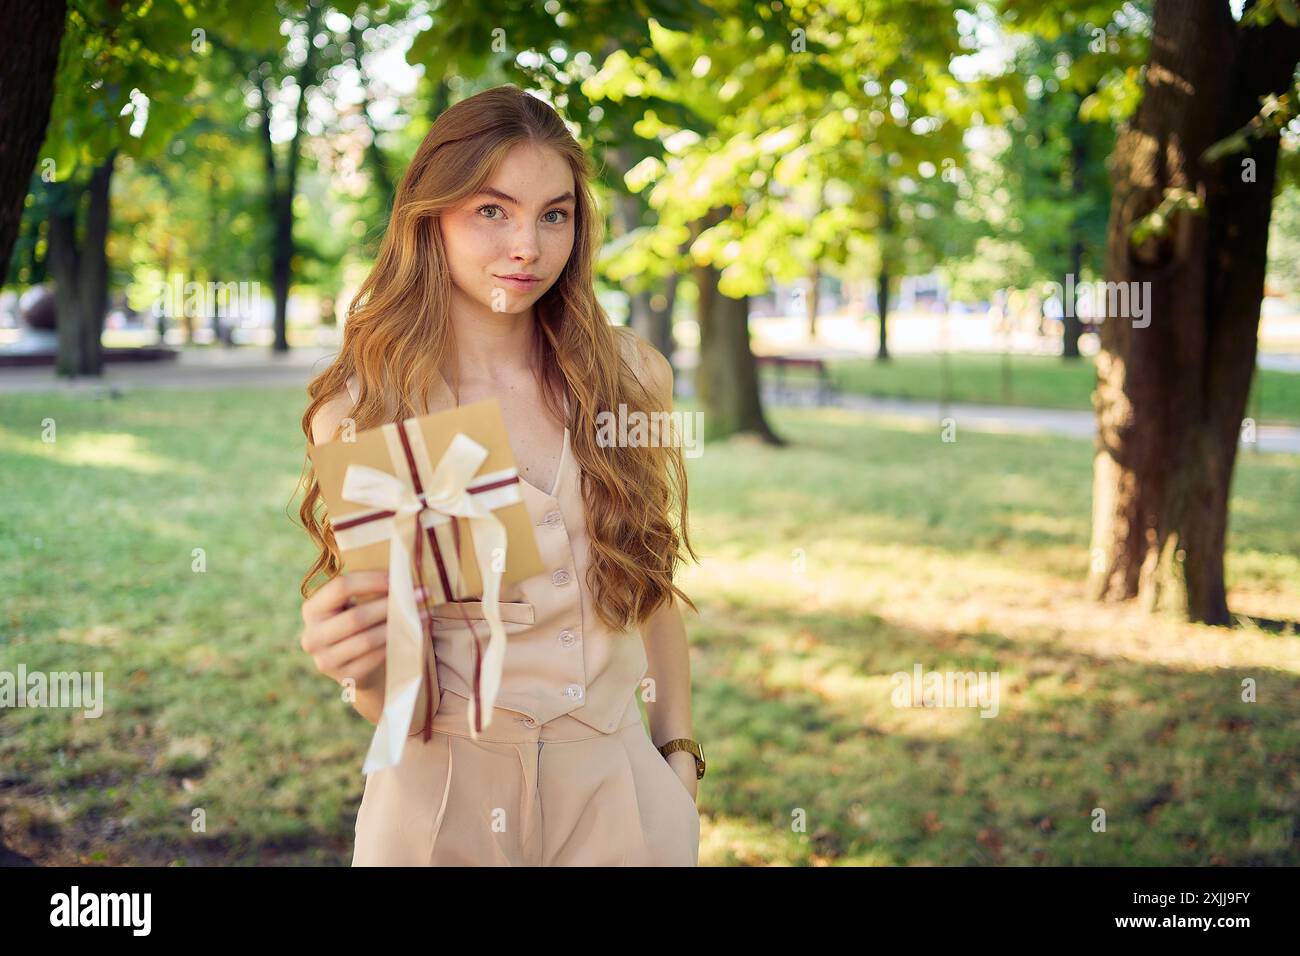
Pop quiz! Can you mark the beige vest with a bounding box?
[341,336,648,734]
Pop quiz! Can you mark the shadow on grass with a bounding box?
[689,601,1299,866]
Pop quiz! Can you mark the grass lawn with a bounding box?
[0,386,1297,865]
[824,353,1300,426]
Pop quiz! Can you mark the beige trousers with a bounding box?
[352,689,700,866]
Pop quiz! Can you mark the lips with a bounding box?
[494,274,541,290]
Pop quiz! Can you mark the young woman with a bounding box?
[297,85,703,866]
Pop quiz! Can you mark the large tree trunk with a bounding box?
[1088,0,1300,625]
[0,0,66,279]
[78,153,114,374]
[48,187,80,376]
[693,211,780,444]
[47,151,115,377]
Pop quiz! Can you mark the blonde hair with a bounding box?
[296,85,697,629]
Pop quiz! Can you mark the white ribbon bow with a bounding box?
[341,432,509,774]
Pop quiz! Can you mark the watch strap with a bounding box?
[657,737,706,779]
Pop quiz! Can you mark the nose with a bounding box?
[509,221,541,265]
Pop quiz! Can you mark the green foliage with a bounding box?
[587,0,987,298]
[1127,187,1204,249]
[1202,85,1300,189]
[1243,0,1300,28]
[1266,184,1300,295]
[41,1,211,180]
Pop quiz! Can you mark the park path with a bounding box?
[2,345,1297,455]
[749,384,1300,455]
[0,344,339,393]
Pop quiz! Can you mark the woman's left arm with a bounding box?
[642,595,697,799]
[632,333,698,801]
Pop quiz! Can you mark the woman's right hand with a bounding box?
[299,569,428,686]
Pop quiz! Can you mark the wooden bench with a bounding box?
[755,354,839,405]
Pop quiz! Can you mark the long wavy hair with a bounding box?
[296,84,697,630]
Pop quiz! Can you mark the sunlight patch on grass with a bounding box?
[0,429,187,476]
[1004,511,1084,539]
[53,623,131,648]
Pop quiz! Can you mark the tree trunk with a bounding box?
[158,235,172,342]
[0,0,66,278]
[876,185,893,362]
[692,211,780,444]
[271,186,292,351]
[1062,239,1084,359]
[48,187,81,377]
[208,166,228,344]
[77,152,114,375]
[262,1,321,354]
[648,273,677,360]
[46,151,115,377]
[1088,0,1300,625]
[875,264,891,361]
[629,281,674,362]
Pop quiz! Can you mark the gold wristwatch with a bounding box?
[657,738,706,779]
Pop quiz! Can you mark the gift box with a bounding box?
[308,398,544,774]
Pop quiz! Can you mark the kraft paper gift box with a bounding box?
[308,398,544,773]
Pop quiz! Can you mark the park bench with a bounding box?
[755,353,839,405]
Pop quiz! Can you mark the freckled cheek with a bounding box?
[543,230,575,271]
[460,222,507,263]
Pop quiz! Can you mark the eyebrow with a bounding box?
[476,186,575,207]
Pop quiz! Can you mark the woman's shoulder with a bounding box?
[309,380,358,445]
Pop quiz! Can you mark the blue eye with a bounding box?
[543,209,570,224]
[477,204,504,220]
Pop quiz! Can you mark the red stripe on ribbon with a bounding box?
[332,474,519,532]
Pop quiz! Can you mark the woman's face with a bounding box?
[440,141,577,317]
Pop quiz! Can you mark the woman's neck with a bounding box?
[444,286,536,384]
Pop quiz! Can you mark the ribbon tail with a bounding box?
[361,511,424,775]
[411,508,439,743]
[463,510,508,740]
